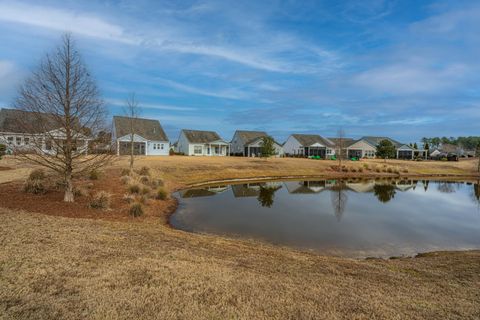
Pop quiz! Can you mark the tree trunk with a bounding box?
[130,133,134,173]
[64,172,74,202]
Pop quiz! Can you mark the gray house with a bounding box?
[346,136,427,159]
[283,134,336,158]
[176,129,230,156]
[230,130,283,157]
[113,116,169,156]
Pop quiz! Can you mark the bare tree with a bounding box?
[13,34,112,202]
[476,143,480,173]
[123,93,141,173]
[335,128,346,168]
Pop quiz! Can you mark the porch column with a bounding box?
[117,140,120,156]
[145,141,148,156]
[248,146,250,157]
[396,150,399,159]
[84,140,88,155]
[411,151,414,160]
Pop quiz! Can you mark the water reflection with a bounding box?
[172,179,480,258]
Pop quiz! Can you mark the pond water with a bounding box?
[170,179,480,258]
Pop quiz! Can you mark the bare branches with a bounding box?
[123,93,141,172]
[12,33,113,202]
[336,128,346,167]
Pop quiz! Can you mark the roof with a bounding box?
[234,130,268,145]
[327,138,356,147]
[181,129,225,143]
[360,136,403,148]
[0,108,62,134]
[113,116,168,141]
[291,134,335,147]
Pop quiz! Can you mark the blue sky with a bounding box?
[0,0,479,143]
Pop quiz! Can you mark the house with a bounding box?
[283,134,336,158]
[176,129,230,156]
[230,130,283,157]
[113,116,169,156]
[284,180,329,194]
[346,136,427,159]
[0,108,89,155]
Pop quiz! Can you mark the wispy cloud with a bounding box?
[106,99,196,111]
[155,78,251,100]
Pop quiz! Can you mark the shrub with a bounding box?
[89,169,101,180]
[129,202,144,217]
[363,163,369,170]
[89,191,111,209]
[155,187,168,200]
[151,178,164,188]
[120,175,133,185]
[29,169,46,180]
[120,168,131,176]
[0,144,6,159]
[402,168,409,173]
[140,185,151,195]
[375,167,381,173]
[387,167,393,173]
[123,193,135,203]
[74,186,88,197]
[139,175,150,184]
[23,178,46,194]
[128,183,141,194]
[137,166,150,176]
[358,167,364,172]
[350,167,357,172]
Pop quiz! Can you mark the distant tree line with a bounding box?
[420,136,480,150]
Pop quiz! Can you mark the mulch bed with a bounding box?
[0,168,176,222]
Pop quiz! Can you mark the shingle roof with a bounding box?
[360,136,402,148]
[291,134,335,147]
[113,116,168,141]
[327,138,356,147]
[0,108,61,134]
[181,129,225,143]
[234,130,268,145]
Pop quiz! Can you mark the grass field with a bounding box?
[1,156,479,319]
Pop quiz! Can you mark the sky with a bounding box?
[0,0,479,143]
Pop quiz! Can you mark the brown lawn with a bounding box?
[0,155,479,319]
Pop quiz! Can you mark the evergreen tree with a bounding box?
[260,136,276,158]
[376,139,397,161]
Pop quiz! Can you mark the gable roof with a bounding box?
[113,116,168,141]
[360,136,402,148]
[291,134,335,147]
[327,137,356,147]
[234,130,268,145]
[0,108,62,134]
[181,129,225,143]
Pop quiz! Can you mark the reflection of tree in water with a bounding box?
[330,181,348,221]
[373,184,396,203]
[473,181,480,207]
[437,182,456,193]
[422,180,429,192]
[257,186,280,208]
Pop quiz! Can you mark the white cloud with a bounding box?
[106,99,196,111]
[155,78,251,100]
[0,2,138,44]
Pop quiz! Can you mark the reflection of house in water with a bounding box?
[179,185,228,198]
[284,180,328,194]
[394,180,417,192]
[345,181,376,193]
[232,182,282,197]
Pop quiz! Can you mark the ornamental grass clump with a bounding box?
[29,169,46,180]
[155,187,168,200]
[129,202,144,217]
[128,183,141,194]
[89,169,101,180]
[23,178,46,194]
[89,191,111,209]
[137,166,150,176]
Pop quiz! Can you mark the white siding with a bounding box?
[282,136,303,155]
[230,131,245,155]
[347,140,376,158]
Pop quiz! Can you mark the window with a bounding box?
[16,137,22,145]
[160,144,164,150]
[326,149,332,155]
[45,139,52,150]
[7,137,13,145]
[24,138,30,145]
[153,144,157,150]
[194,146,203,154]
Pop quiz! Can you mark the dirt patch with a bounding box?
[0,166,12,171]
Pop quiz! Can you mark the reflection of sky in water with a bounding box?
[171,180,480,258]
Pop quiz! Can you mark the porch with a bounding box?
[204,143,230,156]
[304,146,326,158]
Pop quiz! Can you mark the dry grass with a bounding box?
[0,209,479,319]
[1,155,480,319]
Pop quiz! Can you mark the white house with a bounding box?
[346,136,427,159]
[283,134,336,158]
[0,108,89,155]
[113,116,169,156]
[176,129,230,156]
[230,130,283,157]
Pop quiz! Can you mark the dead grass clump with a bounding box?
[89,169,101,180]
[350,167,357,173]
[141,185,151,195]
[137,166,150,176]
[139,175,150,184]
[89,191,111,209]
[128,183,141,194]
[123,193,135,203]
[129,202,144,217]
[155,187,168,200]
[23,178,46,194]
[74,186,88,197]
[120,175,133,185]
[29,168,46,180]
[358,167,364,172]
[387,167,393,173]
[150,178,164,188]
[120,168,131,176]
[363,163,369,170]
[402,167,409,173]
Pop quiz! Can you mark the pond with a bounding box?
[170,179,480,258]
